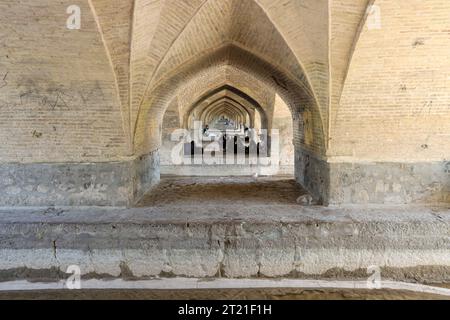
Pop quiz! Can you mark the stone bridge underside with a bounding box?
[1,0,449,207]
[0,0,449,287]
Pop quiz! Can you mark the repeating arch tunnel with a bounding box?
[126,0,328,201]
[89,0,413,205]
[131,0,327,158]
[135,44,325,160]
[183,85,269,130]
[200,101,249,129]
[1,0,448,208]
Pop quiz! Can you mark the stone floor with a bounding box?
[137,176,305,207]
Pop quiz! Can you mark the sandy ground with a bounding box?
[137,176,306,207]
[0,288,449,300]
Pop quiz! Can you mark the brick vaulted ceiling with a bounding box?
[87,0,374,157]
[89,1,305,149]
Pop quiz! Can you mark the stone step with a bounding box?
[0,205,449,283]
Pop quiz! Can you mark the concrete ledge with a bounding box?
[0,205,448,283]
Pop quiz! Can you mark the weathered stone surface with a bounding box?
[295,148,449,205]
[0,205,448,282]
[0,162,133,206]
[0,151,160,207]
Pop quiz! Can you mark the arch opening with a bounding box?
[131,2,328,205]
[132,44,327,205]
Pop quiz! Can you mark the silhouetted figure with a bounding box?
[190,140,195,157]
[223,134,227,155]
[245,136,250,155]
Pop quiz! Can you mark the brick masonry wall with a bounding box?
[0,0,128,163]
[330,0,450,162]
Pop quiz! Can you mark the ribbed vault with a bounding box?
[199,99,251,128]
[182,85,267,131]
[87,0,329,157]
